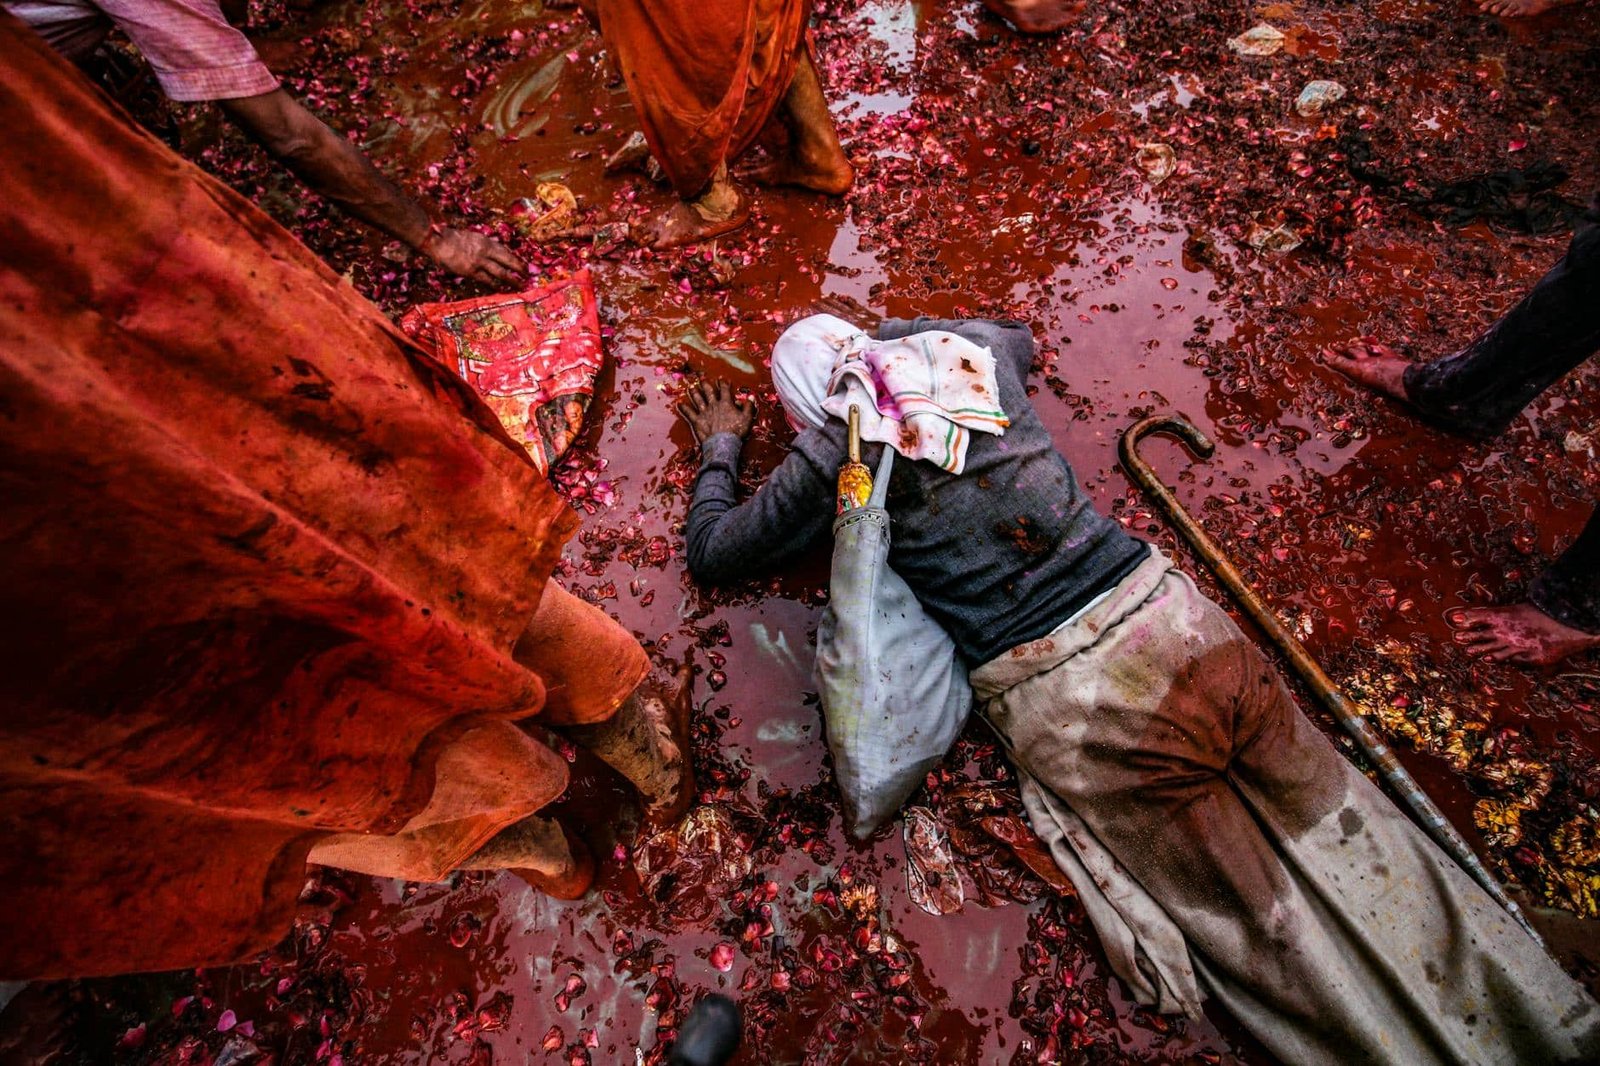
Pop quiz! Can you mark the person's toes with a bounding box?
[1454,629,1501,652]
[1487,643,1533,665]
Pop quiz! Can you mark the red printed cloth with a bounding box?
[401,271,604,476]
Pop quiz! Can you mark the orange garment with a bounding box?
[0,13,644,981]
[595,0,808,198]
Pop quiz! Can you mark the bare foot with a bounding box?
[1479,0,1577,17]
[470,815,596,899]
[1325,340,1413,403]
[751,147,855,196]
[982,0,1087,33]
[639,659,698,831]
[751,49,855,196]
[512,824,596,900]
[643,181,749,250]
[1450,603,1600,667]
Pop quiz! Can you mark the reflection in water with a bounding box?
[30,0,1600,1062]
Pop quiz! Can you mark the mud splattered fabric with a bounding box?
[972,550,1600,1064]
[771,313,1008,475]
[592,0,807,199]
[400,272,605,476]
[0,16,643,980]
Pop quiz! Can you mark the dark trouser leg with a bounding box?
[1403,216,1600,438]
[1530,507,1600,634]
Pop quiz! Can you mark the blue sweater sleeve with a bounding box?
[684,432,836,584]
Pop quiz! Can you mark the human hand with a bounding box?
[422,226,527,286]
[676,381,756,443]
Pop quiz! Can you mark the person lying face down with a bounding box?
[678,312,1600,1066]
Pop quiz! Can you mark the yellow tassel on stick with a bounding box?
[836,404,873,513]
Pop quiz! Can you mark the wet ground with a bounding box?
[10,0,1600,1063]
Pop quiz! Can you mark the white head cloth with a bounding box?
[770,314,1008,474]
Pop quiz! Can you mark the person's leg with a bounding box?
[511,586,695,824]
[551,662,697,828]
[1330,216,1600,438]
[991,570,1600,1063]
[1453,506,1600,665]
[640,162,750,250]
[460,813,596,899]
[750,48,854,196]
[980,0,1086,34]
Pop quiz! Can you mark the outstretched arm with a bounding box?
[221,89,526,285]
[678,381,835,584]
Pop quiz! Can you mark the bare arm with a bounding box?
[221,89,526,284]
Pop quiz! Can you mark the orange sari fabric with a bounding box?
[0,14,642,980]
[596,0,808,198]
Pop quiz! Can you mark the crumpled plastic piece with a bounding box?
[635,806,754,925]
[903,806,965,916]
[1294,80,1347,117]
[1246,221,1303,254]
[1135,143,1176,185]
[1228,23,1287,56]
[509,182,579,241]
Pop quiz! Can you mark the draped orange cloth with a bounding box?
[595,0,808,198]
[0,14,644,980]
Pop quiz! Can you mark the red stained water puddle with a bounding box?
[10,0,1600,1062]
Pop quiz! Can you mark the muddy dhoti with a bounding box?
[972,549,1600,1065]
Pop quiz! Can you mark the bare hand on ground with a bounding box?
[423,226,526,285]
[1449,603,1600,667]
[1323,339,1413,403]
[677,380,756,442]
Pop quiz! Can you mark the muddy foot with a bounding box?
[1478,0,1576,16]
[640,659,698,831]
[512,824,596,900]
[751,145,855,196]
[642,191,749,251]
[982,0,1086,33]
[1450,603,1600,667]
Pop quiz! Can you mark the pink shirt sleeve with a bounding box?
[96,0,278,101]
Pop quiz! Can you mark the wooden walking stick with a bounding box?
[1120,414,1543,945]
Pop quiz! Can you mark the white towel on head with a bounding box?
[772,314,1008,473]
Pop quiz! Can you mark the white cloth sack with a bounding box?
[814,447,972,839]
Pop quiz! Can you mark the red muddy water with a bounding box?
[7,0,1600,1063]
